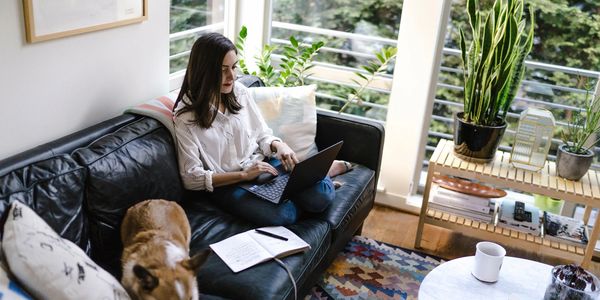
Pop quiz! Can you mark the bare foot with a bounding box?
[328,160,351,177]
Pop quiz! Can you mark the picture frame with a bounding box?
[23,0,148,43]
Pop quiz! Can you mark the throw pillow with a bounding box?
[124,91,179,135]
[248,85,319,161]
[0,242,32,300]
[2,201,130,300]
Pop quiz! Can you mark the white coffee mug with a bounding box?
[472,241,506,283]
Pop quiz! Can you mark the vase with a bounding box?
[453,112,507,163]
[556,144,594,181]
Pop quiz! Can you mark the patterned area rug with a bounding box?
[306,236,445,300]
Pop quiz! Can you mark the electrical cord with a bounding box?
[274,258,297,300]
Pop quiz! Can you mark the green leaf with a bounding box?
[290,36,299,48]
[362,65,375,73]
[355,72,368,80]
[239,25,247,39]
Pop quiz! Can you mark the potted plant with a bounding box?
[455,0,535,162]
[557,89,600,181]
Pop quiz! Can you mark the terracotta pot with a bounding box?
[556,144,594,181]
[453,112,507,163]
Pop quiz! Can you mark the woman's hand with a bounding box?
[271,141,299,171]
[243,161,278,181]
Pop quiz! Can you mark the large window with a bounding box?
[270,0,403,121]
[170,0,225,75]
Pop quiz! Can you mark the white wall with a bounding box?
[0,1,170,159]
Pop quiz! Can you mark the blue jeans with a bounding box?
[206,159,335,226]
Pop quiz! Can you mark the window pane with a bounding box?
[271,0,402,121]
[170,0,225,74]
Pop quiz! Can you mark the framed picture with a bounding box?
[23,0,148,43]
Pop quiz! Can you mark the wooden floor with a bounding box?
[361,204,600,276]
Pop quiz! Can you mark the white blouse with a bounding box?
[173,83,280,191]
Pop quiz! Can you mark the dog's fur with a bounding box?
[121,199,209,300]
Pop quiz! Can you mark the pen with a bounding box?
[255,229,288,241]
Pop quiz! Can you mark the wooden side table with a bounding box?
[415,139,600,268]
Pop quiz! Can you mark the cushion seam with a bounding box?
[0,166,86,197]
[333,171,374,230]
[283,222,331,299]
[75,120,165,166]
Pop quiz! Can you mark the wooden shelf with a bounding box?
[425,208,585,262]
[416,139,600,268]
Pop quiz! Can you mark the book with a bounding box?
[209,226,310,273]
[428,202,495,223]
[544,211,589,246]
[498,199,541,236]
[431,185,491,214]
[435,185,492,207]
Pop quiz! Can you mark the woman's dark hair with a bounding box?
[174,32,242,128]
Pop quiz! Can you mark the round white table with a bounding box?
[419,256,553,300]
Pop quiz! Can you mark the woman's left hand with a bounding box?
[271,141,299,172]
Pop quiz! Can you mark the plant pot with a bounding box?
[453,112,507,163]
[556,144,594,181]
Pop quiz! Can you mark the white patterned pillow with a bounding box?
[248,85,319,161]
[2,201,130,300]
[0,243,32,300]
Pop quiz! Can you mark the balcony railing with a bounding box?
[169,21,600,170]
[272,22,600,170]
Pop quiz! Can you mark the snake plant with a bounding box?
[459,0,535,126]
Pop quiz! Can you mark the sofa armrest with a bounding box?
[315,109,385,186]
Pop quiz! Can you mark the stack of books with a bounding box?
[429,185,496,223]
[543,211,589,246]
[498,199,541,236]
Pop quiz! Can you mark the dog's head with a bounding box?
[123,249,210,300]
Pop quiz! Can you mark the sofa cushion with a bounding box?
[311,164,375,238]
[2,201,130,300]
[72,117,183,275]
[180,197,331,300]
[248,85,319,161]
[0,155,88,250]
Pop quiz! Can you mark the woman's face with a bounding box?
[221,50,237,94]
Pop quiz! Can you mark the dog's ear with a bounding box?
[133,264,159,291]
[183,249,210,272]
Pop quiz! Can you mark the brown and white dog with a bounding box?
[121,199,210,300]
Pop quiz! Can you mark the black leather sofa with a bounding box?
[0,79,385,299]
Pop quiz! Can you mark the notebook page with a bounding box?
[249,226,311,257]
[210,232,273,273]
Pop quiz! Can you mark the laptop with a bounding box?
[240,141,344,204]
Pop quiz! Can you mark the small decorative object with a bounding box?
[557,88,600,181]
[23,0,148,43]
[544,264,599,300]
[432,175,507,198]
[543,212,589,246]
[510,108,555,171]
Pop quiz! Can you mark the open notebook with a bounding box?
[210,226,310,273]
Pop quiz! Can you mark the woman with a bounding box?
[173,33,349,225]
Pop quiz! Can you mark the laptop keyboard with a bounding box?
[249,174,290,203]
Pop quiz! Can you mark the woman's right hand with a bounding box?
[243,161,278,181]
